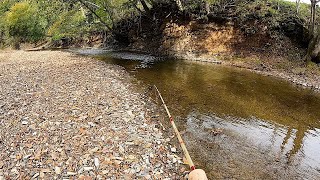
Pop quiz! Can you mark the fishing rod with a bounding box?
[153,85,208,180]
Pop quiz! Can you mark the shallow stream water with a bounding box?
[74,49,320,179]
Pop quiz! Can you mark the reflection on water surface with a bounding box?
[75,49,320,179]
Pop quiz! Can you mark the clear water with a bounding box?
[75,49,320,179]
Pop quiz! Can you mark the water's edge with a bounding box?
[69,48,320,92]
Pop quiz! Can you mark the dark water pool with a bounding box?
[74,49,320,179]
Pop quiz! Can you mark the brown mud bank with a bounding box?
[123,21,319,91]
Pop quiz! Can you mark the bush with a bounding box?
[4,2,46,44]
[47,10,86,41]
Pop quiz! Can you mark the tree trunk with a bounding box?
[309,0,319,37]
[311,0,315,35]
[175,0,184,11]
[296,0,301,14]
[205,1,210,14]
[305,0,320,63]
[305,31,320,64]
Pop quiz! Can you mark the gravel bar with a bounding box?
[0,50,182,179]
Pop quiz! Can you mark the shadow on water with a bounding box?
[74,49,320,179]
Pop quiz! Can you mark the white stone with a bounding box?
[11,168,19,174]
[172,158,177,163]
[128,155,135,160]
[88,122,96,127]
[83,167,94,171]
[66,172,77,176]
[171,147,177,153]
[102,170,109,175]
[94,157,100,168]
[55,167,61,174]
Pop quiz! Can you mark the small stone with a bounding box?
[94,157,100,168]
[66,157,73,165]
[51,152,58,160]
[32,173,39,179]
[172,157,177,163]
[128,155,135,160]
[125,142,134,145]
[79,115,88,120]
[171,147,177,153]
[119,146,124,153]
[39,172,45,178]
[127,110,133,116]
[79,175,85,179]
[55,166,61,174]
[102,170,109,175]
[89,147,99,154]
[83,167,94,171]
[179,166,186,173]
[77,168,84,174]
[23,154,32,160]
[128,168,136,174]
[134,139,142,145]
[88,122,96,127]
[67,172,77,176]
[144,175,151,179]
[34,150,42,160]
[135,167,141,173]
[114,160,122,165]
[11,167,19,174]
[115,157,123,160]
[95,115,103,121]
[145,143,152,148]
[41,169,51,173]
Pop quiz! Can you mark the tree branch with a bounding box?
[77,0,113,31]
[139,0,151,14]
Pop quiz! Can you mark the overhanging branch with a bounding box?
[77,0,113,31]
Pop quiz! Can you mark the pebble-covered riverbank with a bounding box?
[0,51,182,179]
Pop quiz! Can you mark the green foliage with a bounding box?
[48,10,86,40]
[85,0,138,28]
[0,0,95,45]
[0,0,18,46]
[4,2,46,43]
[0,0,318,48]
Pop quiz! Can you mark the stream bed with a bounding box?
[74,49,320,179]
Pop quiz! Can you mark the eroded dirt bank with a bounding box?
[0,50,182,179]
[126,21,320,91]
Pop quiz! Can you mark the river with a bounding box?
[74,49,320,179]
